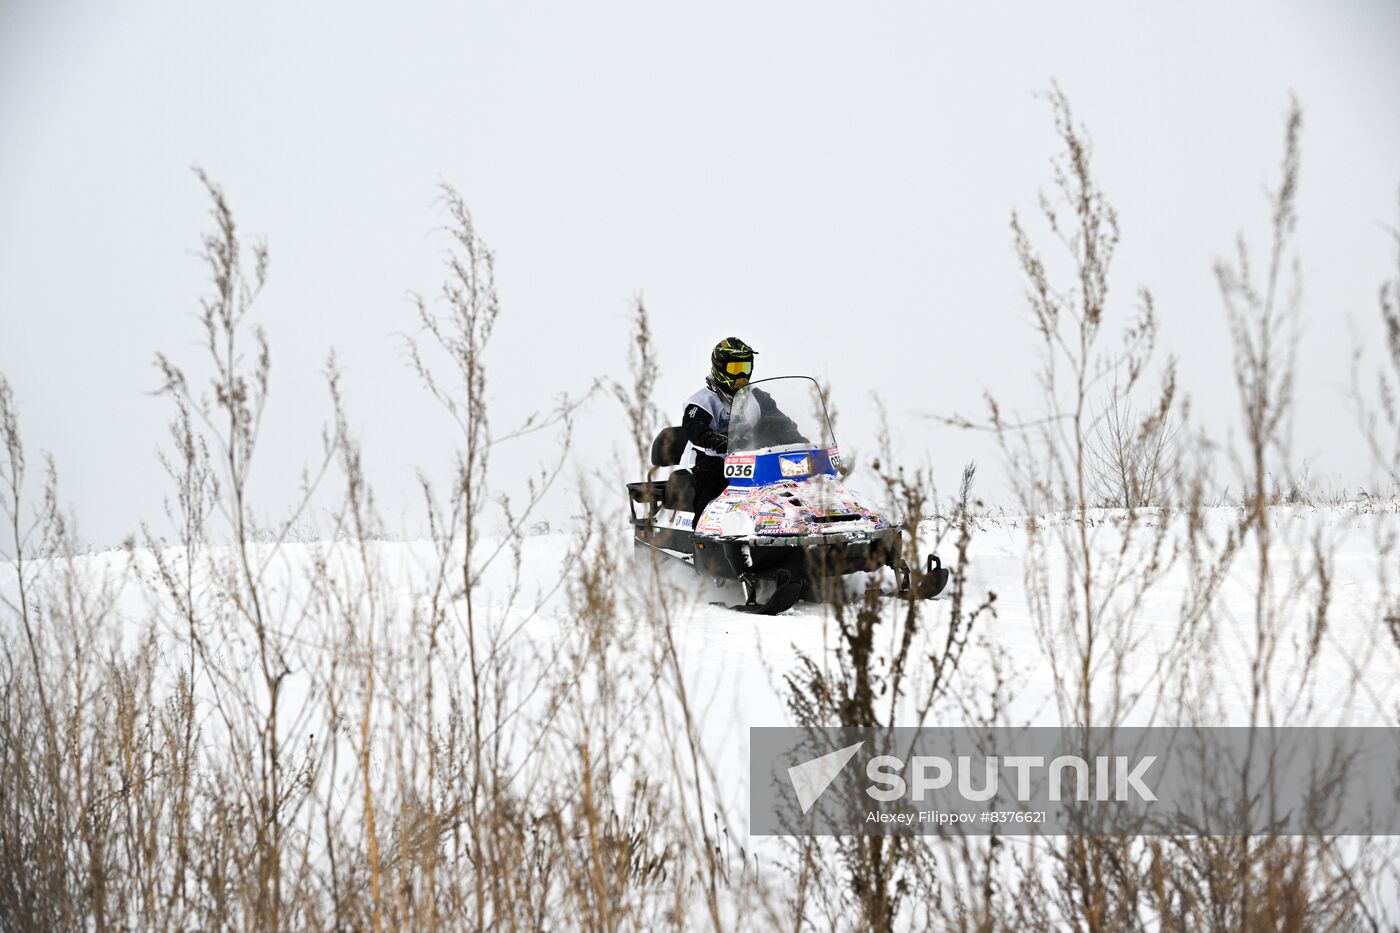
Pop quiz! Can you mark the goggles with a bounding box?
[723,360,753,376]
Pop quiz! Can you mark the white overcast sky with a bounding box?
[2,1,1398,545]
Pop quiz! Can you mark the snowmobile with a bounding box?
[626,375,951,615]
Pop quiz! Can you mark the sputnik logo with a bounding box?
[788,741,864,813]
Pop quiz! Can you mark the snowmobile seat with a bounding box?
[645,427,698,511]
[651,426,688,467]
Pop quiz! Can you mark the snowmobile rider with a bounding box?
[680,337,802,520]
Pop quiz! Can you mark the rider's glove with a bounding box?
[706,433,728,454]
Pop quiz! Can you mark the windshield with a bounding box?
[728,376,837,454]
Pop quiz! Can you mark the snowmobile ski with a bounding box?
[722,571,803,615]
[895,554,951,600]
[730,582,802,615]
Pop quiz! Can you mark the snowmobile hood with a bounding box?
[695,474,895,539]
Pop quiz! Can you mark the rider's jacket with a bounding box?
[679,382,731,469]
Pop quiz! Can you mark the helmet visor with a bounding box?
[724,360,753,376]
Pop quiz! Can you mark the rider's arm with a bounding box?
[753,388,789,419]
[682,404,728,454]
[751,389,806,443]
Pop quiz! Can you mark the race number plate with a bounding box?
[723,455,756,479]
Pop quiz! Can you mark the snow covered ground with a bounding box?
[8,500,1397,852]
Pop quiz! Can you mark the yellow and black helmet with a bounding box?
[710,337,757,392]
